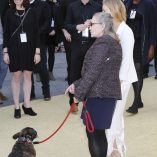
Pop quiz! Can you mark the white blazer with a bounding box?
[117,21,138,83]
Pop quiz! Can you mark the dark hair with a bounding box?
[9,0,30,9]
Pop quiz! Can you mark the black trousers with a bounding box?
[154,44,157,73]
[48,44,55,72]
[63,36,71,85]
[31,46,50,98]
[86,128,108,157]
[69,40,94,105]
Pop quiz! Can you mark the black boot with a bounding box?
[126,105,138,114]
[138,101,144,108]
[14,109,21,119]
[22,105,37,116]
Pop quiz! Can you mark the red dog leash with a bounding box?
[33,101,94,145]
[82,101,94,133]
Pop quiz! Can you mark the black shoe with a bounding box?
[22,105,37,116]
[138,102,144,108]
[126,106,138,114]
[44,96,51,101]
[14,109,21,119]
[155,74,157,79]
[30,93,36,100]
[143,73,149,79]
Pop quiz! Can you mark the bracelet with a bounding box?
[35,53,40,55]
[3,52,8,54]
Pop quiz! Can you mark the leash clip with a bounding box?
[83,101,94,133]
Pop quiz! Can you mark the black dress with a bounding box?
[3,8,40,72]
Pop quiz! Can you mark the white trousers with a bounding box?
[106,81,131,157]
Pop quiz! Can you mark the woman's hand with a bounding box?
[65,83,75,94]
[76,24,87,32]
[148,45,154,61]
[49,30,55,36]
[84,19,92,27]
[3,53,10,64]
[34,48,41,64]
[73,97,79,103]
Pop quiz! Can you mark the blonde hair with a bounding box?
[103,0,126,22]
[94,12,119,42]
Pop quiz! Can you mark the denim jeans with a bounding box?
[0,44,8,89]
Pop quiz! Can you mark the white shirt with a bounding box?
[117,21,137,83]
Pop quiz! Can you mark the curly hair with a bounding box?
[9,0,30,9]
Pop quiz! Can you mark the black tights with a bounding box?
[132,63,143,106]
[86,128,107,157]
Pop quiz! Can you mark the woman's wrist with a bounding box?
[35,53,40,55]
[3,51,8,54]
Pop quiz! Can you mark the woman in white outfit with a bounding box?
[102,0,138,156]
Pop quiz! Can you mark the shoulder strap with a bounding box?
[10,8,31,39]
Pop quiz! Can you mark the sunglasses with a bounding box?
[90,22,101,26]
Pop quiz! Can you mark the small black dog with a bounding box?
[8,127,38,157]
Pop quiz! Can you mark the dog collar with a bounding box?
[18,137,32,144]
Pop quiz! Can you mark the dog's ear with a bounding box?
[12,132,21,140]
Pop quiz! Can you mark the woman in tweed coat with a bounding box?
[65,12,122,157]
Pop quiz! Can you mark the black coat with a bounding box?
[30,0,51,45]
[125,0,157,64]
[0,0,9,26]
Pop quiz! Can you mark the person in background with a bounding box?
[0,0,10,25]
[59,0,78,83]
[0,0,9,104]
[152,0,157,80]
[46,0,58,81]
[3,0,40,118]
[102,0,137,156]
[124,0,156,114]
[29,0,51,101]
[66,12,122,157]
[0,18,8,104]
[65,0,101,112]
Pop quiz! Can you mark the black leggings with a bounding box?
[86,128,107,157]
[132,63,143,106]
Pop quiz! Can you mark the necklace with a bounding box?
[15,10,25,18]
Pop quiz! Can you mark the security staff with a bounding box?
[59,0,78,84]
[65,0,101,111]
[30,0,51,101]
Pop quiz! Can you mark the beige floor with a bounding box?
[0,77,157,157]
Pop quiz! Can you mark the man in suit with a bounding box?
[65,0,101,111]
[30,0,52,101]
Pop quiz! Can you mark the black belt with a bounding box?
[81,40,90,44]
[80,39,94,44]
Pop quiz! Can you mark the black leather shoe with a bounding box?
[143,73,149,79]
[22,105,37,116]
[44,96,51,101]
[126,106,138,114]
[30,93,36,100]
[14,109,21,119]
[155,74,157,79]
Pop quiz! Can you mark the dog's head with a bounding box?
[13,127,38,142]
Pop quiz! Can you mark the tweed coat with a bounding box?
[74,35,122,101]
